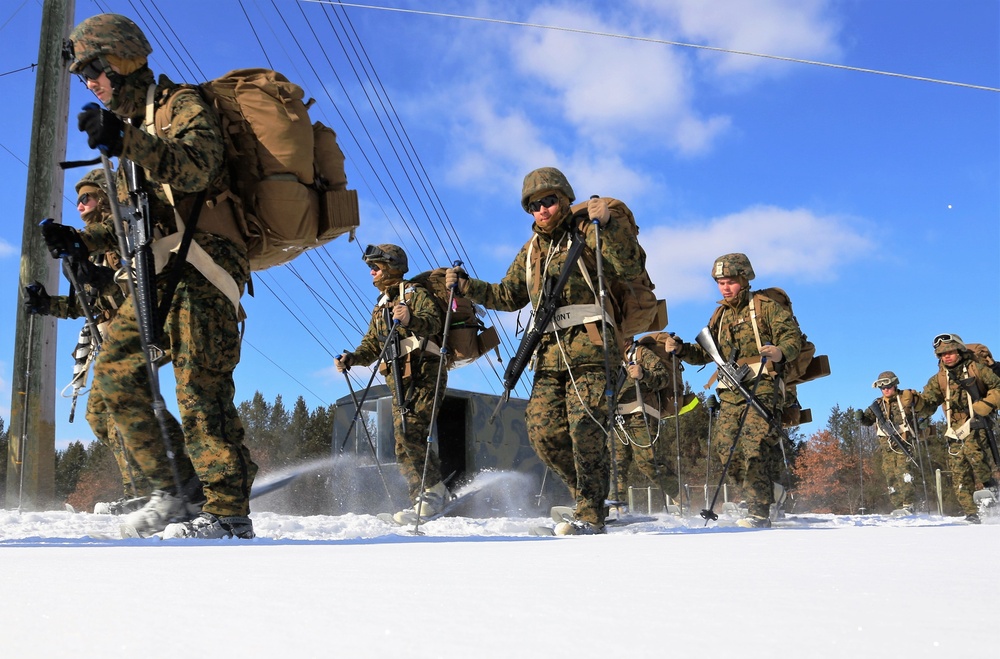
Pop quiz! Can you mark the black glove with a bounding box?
[40,219,88,262]
[65,258,114,291]
[78,103,124,157]
[23,283,51,315]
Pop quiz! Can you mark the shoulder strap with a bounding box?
[748,294,764,352]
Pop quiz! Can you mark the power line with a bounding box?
[307,1,1000,93]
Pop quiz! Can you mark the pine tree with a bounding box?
[55,441,88,501]
[67,441,121,512]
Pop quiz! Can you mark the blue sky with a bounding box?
[1,0,997,452]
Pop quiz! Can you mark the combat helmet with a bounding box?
[74,168,109,198]
[68,14,152,74]
[872,371,899,389]
[521,167,575,212]
[362,244,408,274]
[933,333,966,356]
[712,253,755,281]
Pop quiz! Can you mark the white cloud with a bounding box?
[0,240,16,258]
[642,205,873,303]
[640,0,843,77]
[511,6,730,155]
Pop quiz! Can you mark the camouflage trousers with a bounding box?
[93,263,257,516]
[715,395,783,519]
[389,355,445,502]
[85,383,151,497]
[610,414,677,506]
[526,367,610,526]
[880,436,916,509]
[945,430,995,515]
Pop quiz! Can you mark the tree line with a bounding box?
[0,389,961,515]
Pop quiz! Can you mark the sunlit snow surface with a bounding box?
[2,474,996,658]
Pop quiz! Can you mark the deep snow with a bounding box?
[1,473,997,659]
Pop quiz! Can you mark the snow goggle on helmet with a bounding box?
[873,378,897,388]
[362,244,407,273]
[933,333,965,355]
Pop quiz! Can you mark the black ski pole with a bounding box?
[704,394,718,508]
[412,260,462,535]
[339,366,397,506]
[669,332,685,511]
[337,321,404,451]
[908,402,930,513]
[589,200,620,509]
[701,356,766,524]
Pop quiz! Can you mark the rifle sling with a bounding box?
[155,190,205,337]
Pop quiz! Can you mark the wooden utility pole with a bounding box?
[6,0,75,510]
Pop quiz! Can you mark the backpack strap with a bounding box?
[748,294,765,352]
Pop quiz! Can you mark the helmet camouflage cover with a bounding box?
[933,333,966,356]
[521,167,575,212]
[74,168,110,197]
[362,243,408,274]
[68,14,152,73]
[712,253,755,281]
[872,371,899,389]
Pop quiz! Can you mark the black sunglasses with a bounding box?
[527,195,559,213]
[77,192,92,205]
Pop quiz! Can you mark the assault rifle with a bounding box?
[382,317,408,435]
[695,327,789,441]
[867,401,918,466]
[955,375,1000,468]
[102,154,186,496]
[489,221,588,424]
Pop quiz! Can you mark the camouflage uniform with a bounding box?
[350,279,445,501]
[859,379,919,510]
[463,169,642,527]
[612,341,677,506]
[39,172,152,498]
[674,262,802,520]
[917,348,1000,516]
[72,16,256,518]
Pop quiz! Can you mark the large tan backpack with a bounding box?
[408,268,501,369]
[569,197,667,340]
[935,343,1000,397]
[708,287,830,386]
[198,69,360,270]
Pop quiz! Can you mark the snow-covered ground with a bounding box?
[2,473,996,658]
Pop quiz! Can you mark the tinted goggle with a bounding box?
[76,58,105,82]
[933,333,960,348]
[362,244,401,269]
[527,195,559,213]
[874,379,896,388]
[77,192,93,205]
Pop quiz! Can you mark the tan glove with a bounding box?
[445,266,468,294]
[587,197,610,227]
[392,302,411,326]
[759,344,784,363]
[335,352,355,373]
[899,389,916,407]
[662,334,682,354]
[627,362,643,381]
[972,400,995,417]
